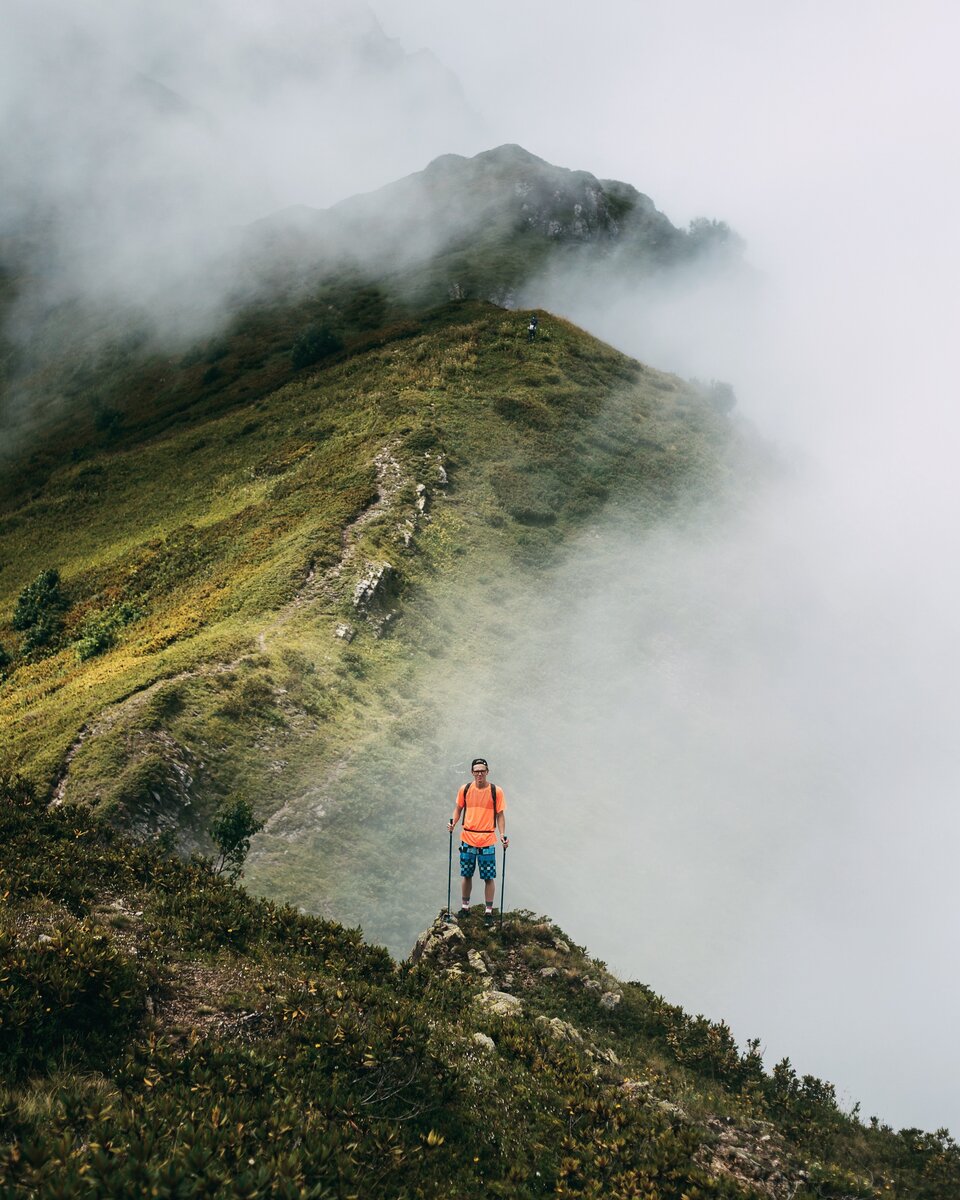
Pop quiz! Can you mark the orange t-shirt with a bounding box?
[456,782,505,848]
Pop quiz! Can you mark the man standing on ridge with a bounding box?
[448,758,508,920]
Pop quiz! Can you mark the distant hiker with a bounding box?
[527,314,539,342]
[447,758,508,920]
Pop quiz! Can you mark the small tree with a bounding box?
[209,795,264,880]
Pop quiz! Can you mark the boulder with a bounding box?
[475,990,522,1017]
[410,915,465,964]
[536,1015,583,1044]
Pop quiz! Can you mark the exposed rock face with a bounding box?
[352,561,394,610]
[409,915,465,965]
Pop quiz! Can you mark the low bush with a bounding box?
[75,601,139,660]
[290,325,343,370]
[0,922,145,1079]
[12,569,67,657]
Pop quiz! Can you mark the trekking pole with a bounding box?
[446,825,453,921]
[499,842,507,932]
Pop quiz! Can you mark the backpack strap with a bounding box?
[462,782,498,834]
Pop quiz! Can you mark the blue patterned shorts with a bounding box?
[460,843,496,880]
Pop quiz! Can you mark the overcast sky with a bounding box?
[4,0,960,1136]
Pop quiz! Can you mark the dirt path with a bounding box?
[53,442,435,808]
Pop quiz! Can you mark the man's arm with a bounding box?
[497,810,508,846]
[447,800,464,832]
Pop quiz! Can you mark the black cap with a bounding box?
[471,758,488,769]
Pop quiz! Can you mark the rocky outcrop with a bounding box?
[405,910,848,1200]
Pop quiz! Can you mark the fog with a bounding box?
[4,0,960,1135]
[0,0,484,325]
[370,0,960,1134]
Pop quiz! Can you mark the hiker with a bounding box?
[527,314,539,342]
[447,758,508,919]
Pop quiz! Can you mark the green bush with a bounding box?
[74,601,139,660]
[12,569,67,656]
[0,922,145,1079]
[290,325,343,370]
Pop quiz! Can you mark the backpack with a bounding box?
[459,782,499,834]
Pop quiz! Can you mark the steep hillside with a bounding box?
[0,300,752,950]
[0,146,739,466]
[1,776,956,1199]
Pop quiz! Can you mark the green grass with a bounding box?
[0,777,956,1199]
[0,301,738,846]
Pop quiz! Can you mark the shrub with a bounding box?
[12,569,65,632]
[209,796,264,880]
[75,602,139,660]
[12,568,67,656]
[0,923,145,1079]
[290,324,344,370]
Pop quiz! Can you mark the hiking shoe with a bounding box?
[483,908,495,922]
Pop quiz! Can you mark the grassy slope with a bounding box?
[1,777,956,1200]
[1,299,957,1196]
[0,301,738,833]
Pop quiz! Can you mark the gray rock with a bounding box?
[472,1032,496,1053]
[475,990,522,1016]
[334,623,355,641]
[599,991,622,1010]
[536,1015,583,1044]
[409,916,465,964]
[467,949,488,975]
[583,979,602,992]
[552,938,570,953]
[352,561,394,609]
[539,966,559,978]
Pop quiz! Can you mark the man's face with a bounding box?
[472,765,489,785]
